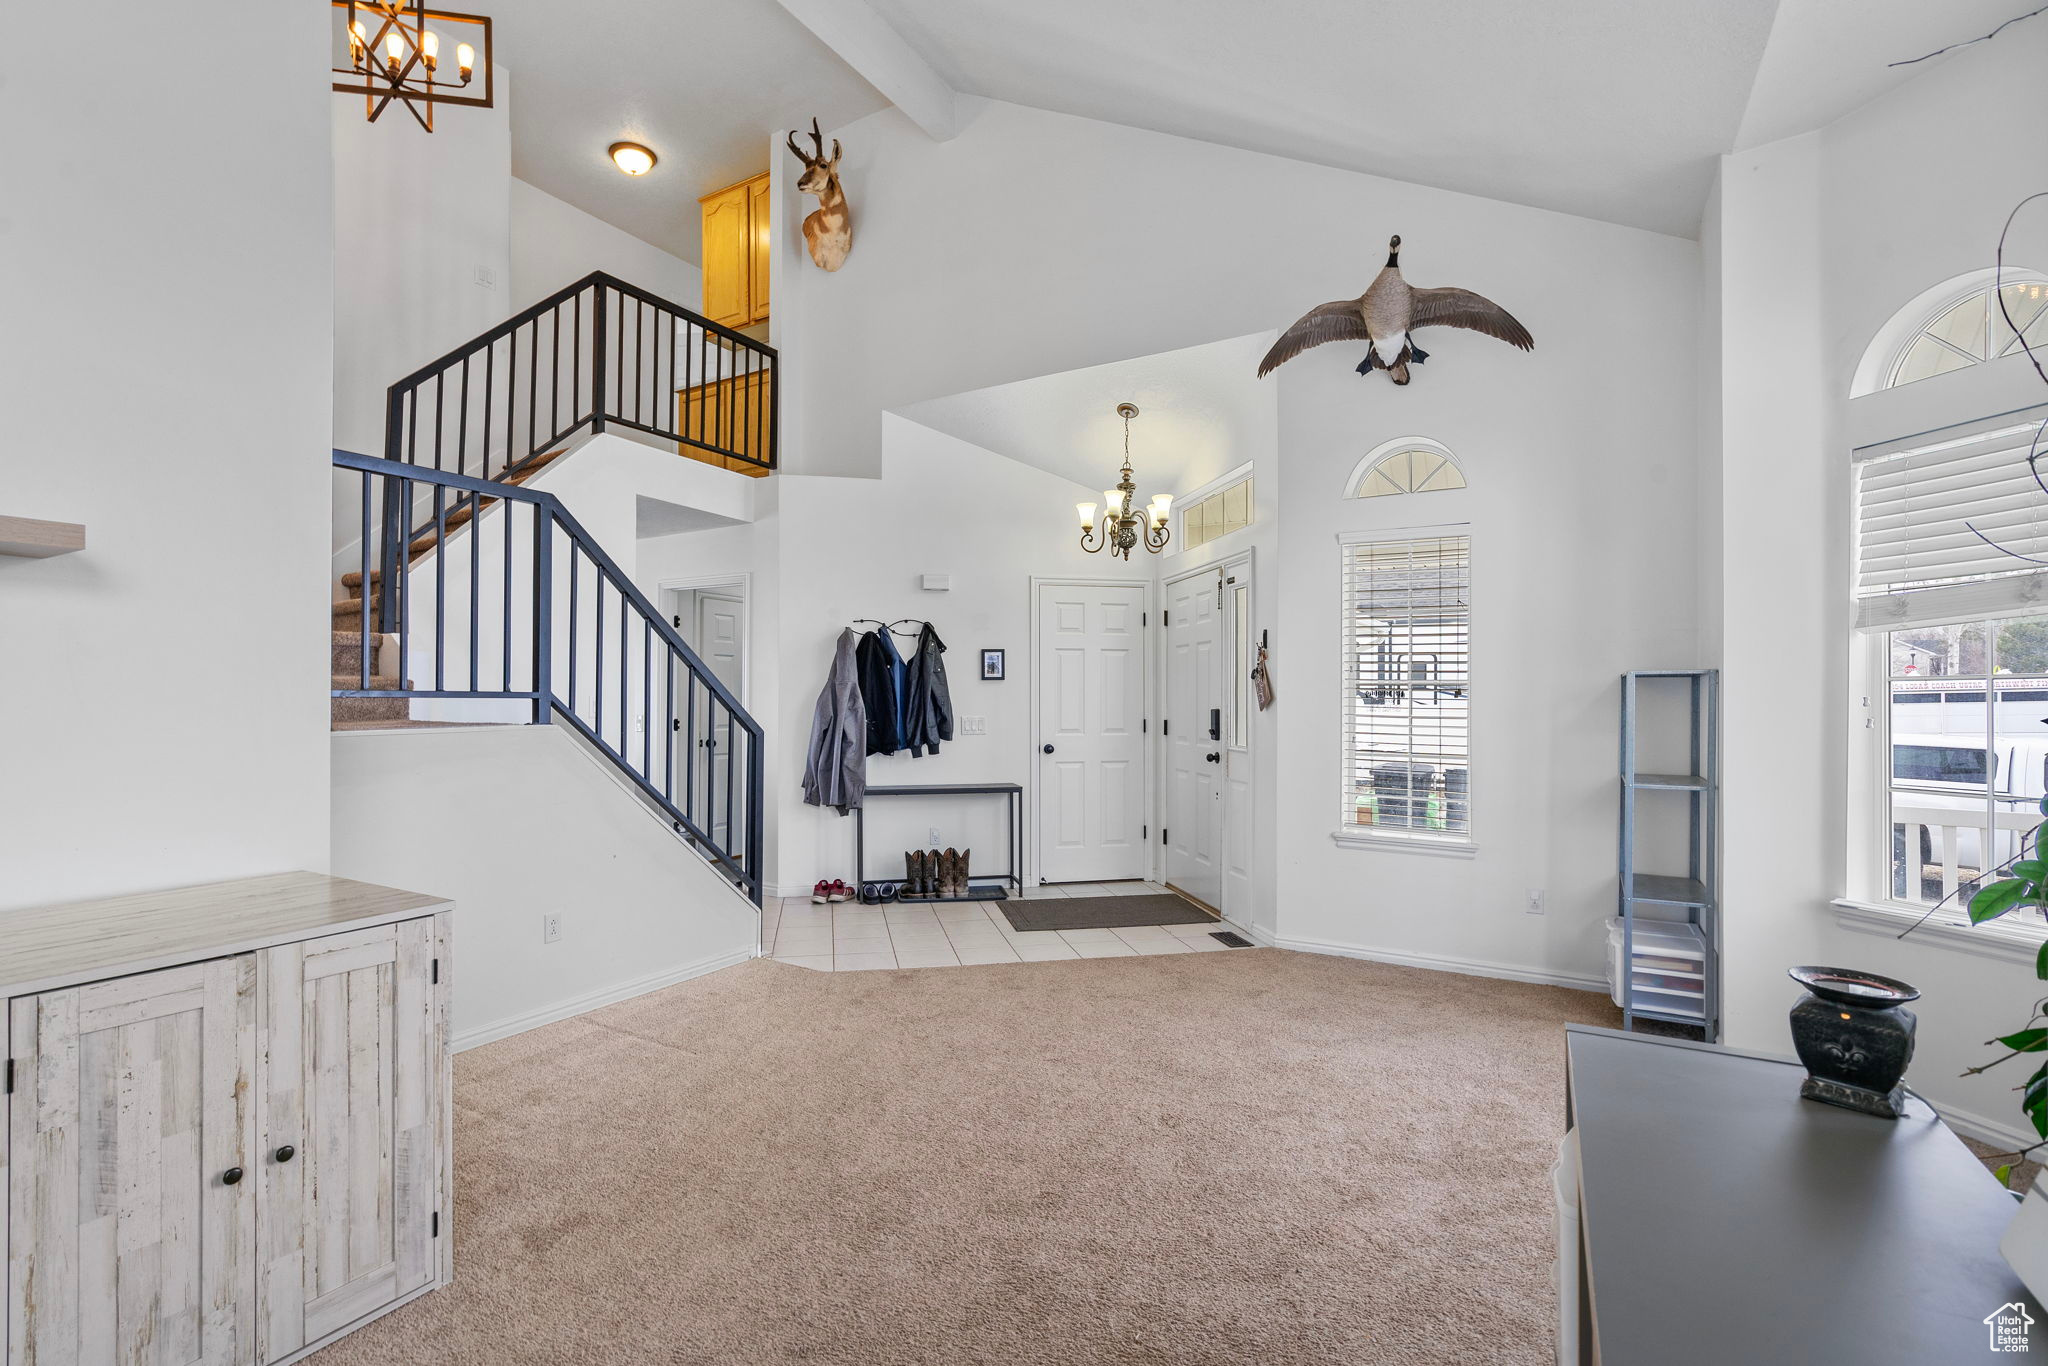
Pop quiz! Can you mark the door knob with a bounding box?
[1042,743,1055,754]
[1206,752,1221,763]
[221,1167,244,1186]
[274,1145,297,1164]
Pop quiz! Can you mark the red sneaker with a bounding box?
[828,880,852,903]
[811,880,832,905]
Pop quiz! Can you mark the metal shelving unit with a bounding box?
[1617,670,1719,1038]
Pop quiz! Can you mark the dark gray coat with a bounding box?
[802,629,867,813]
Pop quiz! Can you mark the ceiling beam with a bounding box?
[771,0,959,142]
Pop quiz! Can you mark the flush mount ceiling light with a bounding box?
[331,0,493,133]
[609,142,657,176]
[1077,403,1172,560]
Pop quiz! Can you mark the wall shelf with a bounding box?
[0,515,84,558]
[1616,670,1720,1039]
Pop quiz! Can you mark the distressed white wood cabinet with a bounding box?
[0,872,453,1366]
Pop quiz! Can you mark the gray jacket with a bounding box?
[802,629,867,814]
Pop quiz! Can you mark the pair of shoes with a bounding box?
[858,881,901,905]
[933,847,971,897]
[810,879,852,904]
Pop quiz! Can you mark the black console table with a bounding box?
[854,783,1024,902]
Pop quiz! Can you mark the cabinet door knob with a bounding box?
[274,1145,296,1164]
[221,1167,244,1186]
[1042,743,1055,754]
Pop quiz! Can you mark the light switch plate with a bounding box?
[959,715,987,735]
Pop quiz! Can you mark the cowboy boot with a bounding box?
[957,848,971,896]
[905,850,922,896]
[943,848,962,897]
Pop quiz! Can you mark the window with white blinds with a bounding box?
[1855,417,2048,632]
[1340,531,1471,845]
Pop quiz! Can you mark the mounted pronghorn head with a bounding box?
[786,117,841,196]
[786,116,852,272]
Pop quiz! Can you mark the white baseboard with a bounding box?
[1262,929,1607,994]
[1929,1097,2040,1155]
[453,945,755,1052]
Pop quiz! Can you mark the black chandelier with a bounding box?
[332,1,493,132]
[1078,403,1171,559]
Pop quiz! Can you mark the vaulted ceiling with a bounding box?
[497,0,2038,261]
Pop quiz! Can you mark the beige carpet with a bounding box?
[312,949,1620,1365]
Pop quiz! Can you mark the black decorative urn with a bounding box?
[1787,966,1920,1119]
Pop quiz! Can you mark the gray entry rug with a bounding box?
[1001,893,1218,933]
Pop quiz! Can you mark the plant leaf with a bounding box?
[2035,937,2048,982]
[1998,1163,2016,1188]
[2014,860,2048,881]
[1972,879,2030,924]
[2026,1068,2048,1139]
[2000,1029,2048,1052]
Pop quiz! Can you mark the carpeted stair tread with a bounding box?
[330,673,408,691]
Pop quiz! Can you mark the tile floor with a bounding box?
[759,881,1240,971]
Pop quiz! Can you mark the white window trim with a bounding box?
[1851,266,2048,397]
[1335,523,1475,855]
[1344,436,1466,499]
[1831,896,2041,963]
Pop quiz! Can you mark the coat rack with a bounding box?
[851,618,925,635]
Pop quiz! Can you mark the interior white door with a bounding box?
[257,919,440,1361]
[1164,569,1226,909]
[693,591,745,849]
[1037,582,1148,882]
[7,957,257,1366]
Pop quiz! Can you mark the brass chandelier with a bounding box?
[1078,403,1172,559]
[332,1,493,132]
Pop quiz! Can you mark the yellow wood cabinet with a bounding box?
[677,370,773,477]
[699,172,771,329]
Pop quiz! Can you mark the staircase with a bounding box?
[330,274,774,902]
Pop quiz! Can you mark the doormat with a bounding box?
[1000,893,1217,933]
[1210,930,1254,948]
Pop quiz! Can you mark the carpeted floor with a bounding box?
[311,949,1621,1365]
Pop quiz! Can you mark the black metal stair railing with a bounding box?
[334,449,766,906]
[383,270,778,483]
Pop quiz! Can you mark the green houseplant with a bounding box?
[1961,791,2048,1185]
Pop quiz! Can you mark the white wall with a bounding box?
[1270,218,1700,984]
[0,1,333,909]
[642,418,1151,896]
[782,97,1702,983]
[331,725,755,1048]
[332,71,513,459]
[511,178,702,311]
[1706,24,2048,1142]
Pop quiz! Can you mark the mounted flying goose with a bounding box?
[1257,235,1534,385]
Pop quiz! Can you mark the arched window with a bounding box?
[1854,268,2048,396]
[1347,437,1466,499]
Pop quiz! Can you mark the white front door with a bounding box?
[1036,581,1148,882]
[693,591,745,849]
[1164,568,1226,909]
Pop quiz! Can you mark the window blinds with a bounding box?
[1855,419,2048,632]
[1341,532,1471,839]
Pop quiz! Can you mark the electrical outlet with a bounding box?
[1526,889,1546,915]
[929,827,943,846]
[474,264,497,289]
[543,913,563,943]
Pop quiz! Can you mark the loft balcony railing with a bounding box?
[384,270,777,484]
[334,449,766,906]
